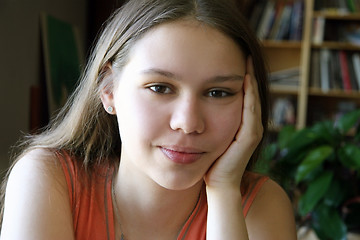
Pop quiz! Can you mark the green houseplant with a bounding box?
[257,109,360,240]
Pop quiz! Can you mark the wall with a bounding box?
[0,0,88,174]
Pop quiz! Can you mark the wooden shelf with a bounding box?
[250,0,360,129]
[308,88,360,98]
[262,40,302,49]
[313,11,360,20]
[270,85,299,95]
[312,41,360,50]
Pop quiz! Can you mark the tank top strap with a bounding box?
[241,172,269,217]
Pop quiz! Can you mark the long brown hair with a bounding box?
[1,0,269,224]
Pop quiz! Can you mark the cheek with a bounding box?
[207,103,243,156]
[115,91,168,142]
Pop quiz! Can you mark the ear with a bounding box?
[100,63,116,115]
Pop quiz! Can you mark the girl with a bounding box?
[1,0,297,239]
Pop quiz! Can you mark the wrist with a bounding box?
[206,182,248,240]
[204,174,243,193]
[206,184,242,203]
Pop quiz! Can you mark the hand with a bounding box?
[204,56,264,189]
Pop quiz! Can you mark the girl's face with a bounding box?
[110,20,246,190]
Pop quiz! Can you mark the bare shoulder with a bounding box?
[245,178,297,240]
[6,148,67,195]
[1,148,74,240]
[9,148,63,179]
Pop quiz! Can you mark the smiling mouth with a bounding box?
[159,147,204,164]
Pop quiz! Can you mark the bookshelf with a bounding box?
[247,0,360,129]
[308,0,360,124]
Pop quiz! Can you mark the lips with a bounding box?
[160,147,204,164]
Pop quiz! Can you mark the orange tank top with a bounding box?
[57,151,269,240]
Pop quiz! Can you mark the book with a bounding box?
[289,0,304,41]
[339,50,353,92]
[275,4,292,40]
[320,49,331,92]
[256,1,276,39]
[270,67,300,80]
[347,53,359,90]
[312,17,325,44]
[269,67,300,86]
[330,50,343,90]
[310,50,321,88]
[268,2,285,40]
[249,0,267,31]
[352,53,360,90]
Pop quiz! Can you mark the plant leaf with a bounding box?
[255,143,277,174]
[311,120,340,146]
[260,143,278,163]
[298,171,333,216]
[295,145,333,183]
[323,179,345,208]
[338,143,360,170]
[312,204,347,240]
[280,129,319,164]
[278,125,296,149]
[336,109,360,135]
[355,123,360,142]
[287,129,319,151]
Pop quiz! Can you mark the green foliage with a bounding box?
[298,171,333,216]
[258,109,360,239]
[338,144,360,170]
[295,146,333,183]
[312,204,347,240]
[337,109,360,134]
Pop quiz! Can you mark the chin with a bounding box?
[153,174,204,191]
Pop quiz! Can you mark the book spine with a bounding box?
[347,53,359,90]
[312,17,325,44]
[352,53,360,90]
[289,0,304,41]
[339,50,353,92]
[332,51,344,90]
[276,4,292,40]
[257,1,275,39]
[310,50,321,88]
[268,2,284,40]
[320,49,331,92]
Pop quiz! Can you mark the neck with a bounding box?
[112,160,203,240]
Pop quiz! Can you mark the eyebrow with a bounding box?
[141,68,245,82]
[142,68,179,79]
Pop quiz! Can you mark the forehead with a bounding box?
[123,20,246,77]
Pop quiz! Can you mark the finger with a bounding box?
[232,71,263,163]
[236,73,263,144]
[246,56,261,109]
[247,56,262,121]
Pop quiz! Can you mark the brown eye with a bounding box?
[148,85,173,94]
[207,89,233,98]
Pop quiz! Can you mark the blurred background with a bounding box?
[1,0,360,238]
[0,0,124,174]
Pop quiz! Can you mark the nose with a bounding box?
[169,95,205,134]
